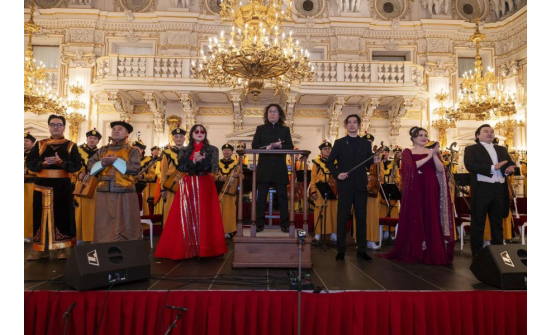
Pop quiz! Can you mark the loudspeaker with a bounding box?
[64,240,151,291]
[470,245,527,290]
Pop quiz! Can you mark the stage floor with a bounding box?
[24,232,522,292]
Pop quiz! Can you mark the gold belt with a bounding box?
[37,170,70,179]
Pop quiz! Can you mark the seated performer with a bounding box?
[379,127,454,264]
[251,103,294,233]
[74,128,101,244]
[310,141,338,242]
[216,143,240,238]
[88,121,142,243]
[155,124,227,260]
[24,132,37,244]
[26,115,82,260]
[160,127,186,224]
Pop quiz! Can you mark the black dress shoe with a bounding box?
[280,226,289,233]
[357,252,373,261]
[255,226,264,232]
[336,252,345,262]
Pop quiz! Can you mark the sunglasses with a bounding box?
[194,130,205,135]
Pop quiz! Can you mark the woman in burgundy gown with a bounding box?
[155,124,227,260]
[378,127,454,265]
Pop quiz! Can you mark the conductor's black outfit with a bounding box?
[251,122,294,229]
[464,142,515,257]
[326,135,374,253]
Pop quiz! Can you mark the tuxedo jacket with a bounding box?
[326,136,374,192]
[464,142,515,217]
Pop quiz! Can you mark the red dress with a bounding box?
[378,149,455,265]
[154,143,227,260]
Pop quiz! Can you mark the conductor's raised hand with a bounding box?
[338,172,348,180]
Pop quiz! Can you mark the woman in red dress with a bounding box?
[378,127,454,265]
[155,125,227,260]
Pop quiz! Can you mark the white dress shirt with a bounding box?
[477,142,505,184]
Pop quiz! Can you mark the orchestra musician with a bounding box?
[310,141,338,242]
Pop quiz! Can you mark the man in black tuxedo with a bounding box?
[464,124,516,257]
[326,114,380,262]
[252,103,294,232]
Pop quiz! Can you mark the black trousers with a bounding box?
[256,182,289,228]
[336,190,367,253]
[470,182,506,256]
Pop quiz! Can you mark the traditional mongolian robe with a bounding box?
[88,140,141,243]
[310,156,338,235]
[24,149,36,239]
[74,144,98,242]
[137,155,158,215]
[160,146,185,224]
[216,157,239,234]
[25,137,82,251]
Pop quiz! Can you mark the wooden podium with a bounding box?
[232,149,312,268]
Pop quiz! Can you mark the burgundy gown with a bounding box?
[378,148,455,265]
[155,143,227,260]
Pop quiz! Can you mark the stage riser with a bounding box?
[232,236,312,268]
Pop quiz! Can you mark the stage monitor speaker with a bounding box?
[64,240,151,291]
[470,245,527,290]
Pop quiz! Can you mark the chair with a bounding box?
[454,197,471,250]
[379,217,399,246]
[511,197,527,245]
[139,193,163,248]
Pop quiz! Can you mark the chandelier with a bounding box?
[456,18,516,121]
[24,4,66,116]
[191,0,314,98]
[431,90,455,148]
[66,82,88,142]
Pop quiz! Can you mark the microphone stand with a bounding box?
[164,306,188,335]
[62,302,76,335]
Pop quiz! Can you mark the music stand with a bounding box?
[295,170,311,182]
[313,182,337,251]
[379,184,401,218]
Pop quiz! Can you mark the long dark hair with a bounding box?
[263,103,286,125]
[187,124,210,150]
[409,126,428,144]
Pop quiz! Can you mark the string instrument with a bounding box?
[219,158,241,202]
[388,153,402,190]
[367,144,385,197]
[163,172,185,193]
[507,172,520,219]
[73,173,98,198]
[135,156,161,193]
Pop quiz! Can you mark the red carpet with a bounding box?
[24,290,526,335]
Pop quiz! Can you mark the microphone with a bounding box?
[165,305,189,312]
[63,302,76,320]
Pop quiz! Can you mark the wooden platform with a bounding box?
[232,235,312,268]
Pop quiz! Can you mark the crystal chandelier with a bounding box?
[431,90,455,148]
[66,83,88,142]
[456,18,516,121]
[191,0,314,98]
[24,4,66,116]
